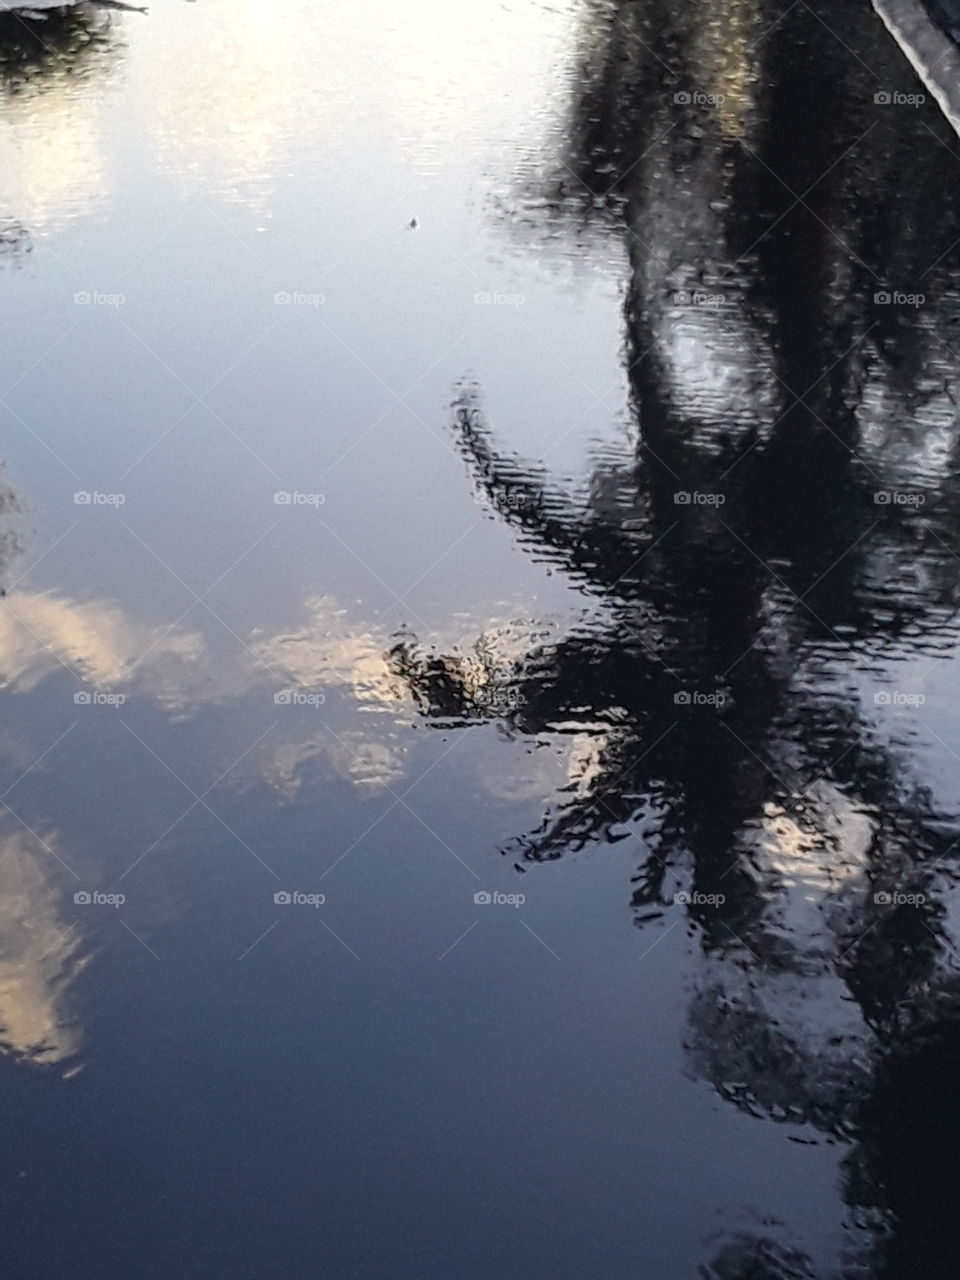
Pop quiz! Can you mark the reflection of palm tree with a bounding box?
[847,1013,960,1278]
[393,387,957,937]
[392,0,960,1272]
[393,0,960,879]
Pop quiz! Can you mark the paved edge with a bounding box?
[874,0,960,136]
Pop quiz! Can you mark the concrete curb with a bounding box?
[874,0,960,136]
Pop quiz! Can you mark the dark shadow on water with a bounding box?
[0,5,118,94]
[392,1,960,1274]
[0,6,123,252]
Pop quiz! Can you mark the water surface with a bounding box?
[1,2,960,1276]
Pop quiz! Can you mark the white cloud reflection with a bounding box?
[0,589,206,696]
[0,578,578,1066]
[0,826,85,1067]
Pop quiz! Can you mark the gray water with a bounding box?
[1,2,960,1276]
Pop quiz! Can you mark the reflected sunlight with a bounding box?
[0,9,116,231]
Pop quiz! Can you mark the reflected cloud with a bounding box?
[252,599,575,800]
[0,826,85,1067]
[251,595,407,712]
[261,731,406,801]
[473,732,611,807]
[0,575,575,810]
[0,588,207,701]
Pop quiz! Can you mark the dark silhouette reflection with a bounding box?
[0,218,30,263]
[0,5,124,236]
[0,5,118,94]
[700,1236,818,1280]
[392,1,960,1274]
[845,1016,960,1279]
